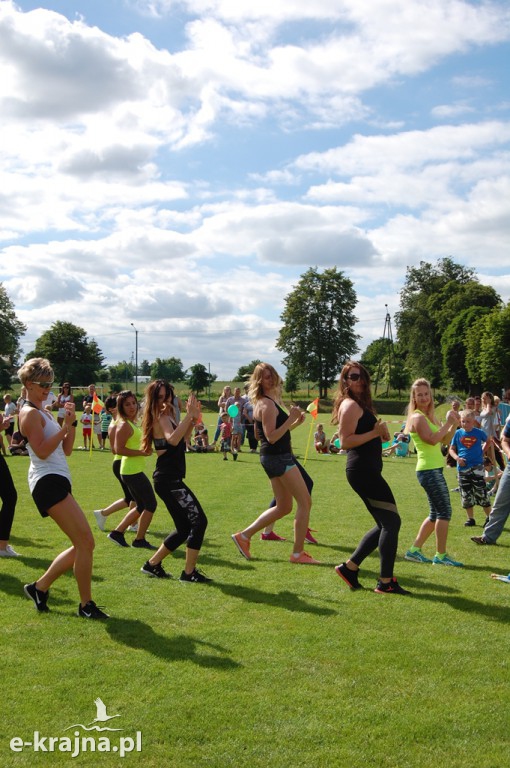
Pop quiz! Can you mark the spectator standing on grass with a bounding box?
[404,378,462,567]
[107,390,157,550]
[448,409,491,528]
[213,385,231,444]
[80,404,92,450]
[56,383,73,427]
[231,363,318,565]
[0,415,20,557]
[139,380,210,582]
[18,357,108,618]
[332,361,410,595]
[471,414,510,547]
[226,386,244,456]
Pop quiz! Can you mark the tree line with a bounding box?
[1,257,509,396]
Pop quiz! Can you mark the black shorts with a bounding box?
[112,459,134,504]
[121,472,157,514]
[32,474,72,518]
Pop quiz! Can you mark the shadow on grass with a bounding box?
[210,581,337,615]
[411,591,510,623]
[106,618,241,669]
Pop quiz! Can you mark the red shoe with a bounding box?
[260,531,287,541]
[304,528,319,545]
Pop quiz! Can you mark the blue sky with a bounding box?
[1,0,509,379]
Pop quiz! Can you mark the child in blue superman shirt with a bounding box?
[449,409,492,528]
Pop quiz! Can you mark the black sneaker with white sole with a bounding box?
[108,530,129,548]
[141,560,171,579]
[78,600,109,619]
[179,568,212,583]
[24,582,49,612]
[132,538,157,550]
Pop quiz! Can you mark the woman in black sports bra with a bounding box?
[231,363,319,565]
[140,380,211,582]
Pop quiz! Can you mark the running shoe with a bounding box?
[432,554,464,567]
[290,551,321,564]
[260,531,287,541]
[374,578,412,595]
[464,518,476,527]
[231,532,251,560]
[127,523,139,532]
[304,528,319,545]
[93,509,106,531]
[0,544,20,557]
[132,538,157,550]
[141,561,171,579]
[179,568,212,583]
[78,600,109,619]
[335,562,362,590]
[24,582,49,612]
[108,530,129,548]
[404,549,432,563]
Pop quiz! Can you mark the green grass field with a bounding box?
[1,412,509,767]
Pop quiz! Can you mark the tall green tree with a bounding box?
[395,257,500,387]
[235,360,263,381]
[0,283,26,388]
[150,357,186,382]
[27,321,105,385]
[186,363,216,395]
[466,304,510,391]
[276,267,359,398]
[441,306,492,390]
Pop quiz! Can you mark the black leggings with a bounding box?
[346,467,401,579]
[154,476,208,552]
[0,455,17,540]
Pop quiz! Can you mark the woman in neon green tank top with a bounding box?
[403,379,462,567]
[107,391,157,550]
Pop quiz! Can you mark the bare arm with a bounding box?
[411,412,457,446]
[115,420,151,457]
[338,399,386,450]
[19,403,76,459]
[257,399,304,444]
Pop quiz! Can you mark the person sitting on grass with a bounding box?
[448,409,491,528]
[314,423,330,454]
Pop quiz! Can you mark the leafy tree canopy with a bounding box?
[150,357,186,382]
[235,360,263,381]
[186,363,217,395]
[27,321,105,385]
[276,267,359,398]
[0,283,26,388]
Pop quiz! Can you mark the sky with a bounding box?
[0,0,509,380]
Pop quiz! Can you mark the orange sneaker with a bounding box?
[231,532,251,560]
[289,551,321,565]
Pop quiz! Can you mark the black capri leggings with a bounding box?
[120,472,157,514]
[346,467,401,579]
[154,476,208,552]
[0,455,17,540]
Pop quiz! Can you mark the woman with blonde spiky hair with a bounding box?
[18,357,108,619]
[231,363,318,565]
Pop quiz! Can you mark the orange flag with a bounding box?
[306,398,319,419]
[92,392,105,414]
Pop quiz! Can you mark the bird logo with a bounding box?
[63,698,123,732]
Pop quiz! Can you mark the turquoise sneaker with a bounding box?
[432,554,463,567]
[404,549,432,563]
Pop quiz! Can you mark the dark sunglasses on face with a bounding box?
[345,373,361,382]
[32,381,54,389]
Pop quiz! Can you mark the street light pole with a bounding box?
[130,323,138,395]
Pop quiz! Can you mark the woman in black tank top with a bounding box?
[231,363,319,565]
[331,361,410,595]
[139,380,210,582]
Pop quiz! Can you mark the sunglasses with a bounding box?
[345,373,361,382]
[32,381,54,389]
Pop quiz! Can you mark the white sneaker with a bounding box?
[93,509,106,531]
[0,544,20,557]
[127,524,139,533]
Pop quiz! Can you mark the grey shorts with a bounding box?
[260,452,296,479]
